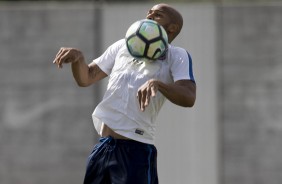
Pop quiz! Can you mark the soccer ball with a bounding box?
[125,19,168,61]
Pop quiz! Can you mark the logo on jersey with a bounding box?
[135,129,144,135]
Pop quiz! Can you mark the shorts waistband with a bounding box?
[99,136,154,147]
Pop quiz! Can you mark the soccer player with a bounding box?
[53,3,196,184]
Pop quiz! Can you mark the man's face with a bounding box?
[146,5,171,31]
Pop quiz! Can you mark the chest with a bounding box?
[110,49,172,86]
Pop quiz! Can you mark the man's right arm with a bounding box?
[53,47,107,87]
[71,60,108,87]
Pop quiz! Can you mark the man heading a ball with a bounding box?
[53,3,196,184]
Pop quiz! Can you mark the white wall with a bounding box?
[102,3,219,184]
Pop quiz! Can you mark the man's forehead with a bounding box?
[150,4,169,12]
[149,9,165,14]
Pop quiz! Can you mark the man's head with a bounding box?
[146,4,183,43]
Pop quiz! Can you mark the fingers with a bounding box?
[54,48,64,61]
[59,50,71,65]
[53,48,66,68]
[137,80,158,111]
[137,88,151,112]
[53,47,74,69]
[150,86,156,97]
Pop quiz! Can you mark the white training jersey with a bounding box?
[92,39,195,145]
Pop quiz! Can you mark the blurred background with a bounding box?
[1,0,282,184]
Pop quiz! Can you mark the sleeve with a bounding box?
[170,48,196,83]
[92,39,125,75]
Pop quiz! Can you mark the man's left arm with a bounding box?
[137,79,196,111]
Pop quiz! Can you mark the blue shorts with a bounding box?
[83,136,158,184]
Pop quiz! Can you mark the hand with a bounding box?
[53,47,83,68]
[137,79,159,111]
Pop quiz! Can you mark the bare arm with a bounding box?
[137,79,196,111]
[53,47,107,87]
[71,60,107,87]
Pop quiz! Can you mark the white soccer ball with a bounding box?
[125,19,168,61]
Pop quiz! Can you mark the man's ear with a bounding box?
[167,23,179,34]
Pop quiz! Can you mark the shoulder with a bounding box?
[100,39,126,59]
[168,45,190,57]
[109,39,125,48]
[113,39,126,47]
[166,45,192,63]
[166,45,195,82]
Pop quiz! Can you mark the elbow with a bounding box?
[182,96,196,108]
[171,94,196,108]
[187,100,195,108]
[183,100,195,108]
[75,80,91,87]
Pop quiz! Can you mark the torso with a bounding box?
[92,40,193,144]
[101,123,131,140]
